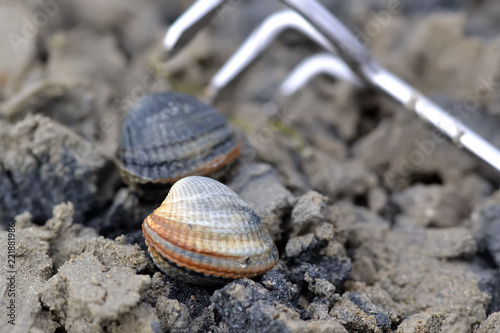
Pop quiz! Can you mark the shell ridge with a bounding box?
[144,223,275,276]
[147,212,270,255]
[124,123,231,161]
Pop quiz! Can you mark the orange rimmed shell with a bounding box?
[142,176,279,285]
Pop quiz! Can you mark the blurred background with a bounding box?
[1,1,500,331]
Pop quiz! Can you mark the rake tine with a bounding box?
[279,52,363,97]
[163,0,227,55]
[204,9,355,102]
[283,0,500,173]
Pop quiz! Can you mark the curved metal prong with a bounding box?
[163,0,228,55]
[205,9,349,102]
[282,0,374,79]
[284,0,500,173]
[279,53,363,97]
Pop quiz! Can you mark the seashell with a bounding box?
[142,176,279,285]
[116,93,241,194]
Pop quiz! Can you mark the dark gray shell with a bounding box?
[116,93,240,193]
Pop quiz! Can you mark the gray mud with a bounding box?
[1,1,500,332]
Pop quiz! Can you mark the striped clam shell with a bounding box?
[142,176,279,285]
[117,93,241,193]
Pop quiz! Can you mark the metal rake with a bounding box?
[162,0,500,175]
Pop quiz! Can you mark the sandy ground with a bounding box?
[1,0,500,332]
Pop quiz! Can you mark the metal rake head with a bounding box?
[162,0,500,175]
